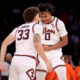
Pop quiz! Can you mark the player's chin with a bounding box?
[42,21,47,24]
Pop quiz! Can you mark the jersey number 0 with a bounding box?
[45,33,50,40]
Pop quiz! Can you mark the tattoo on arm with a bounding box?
[34,34,41,42]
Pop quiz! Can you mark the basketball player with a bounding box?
[0,7,52,80]
[36,3,68,80]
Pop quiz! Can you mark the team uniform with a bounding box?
[36,16,68,80]
[9,22,43,80]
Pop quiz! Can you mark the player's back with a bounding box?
[15,22,37,56]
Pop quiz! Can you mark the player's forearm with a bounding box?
[43,39,68,51]
[51,39,68,50]
[0,42,7,63]
[44,35,68,51]
[34,42,49,64]
[0,35,15,63]
[34,34,50,64]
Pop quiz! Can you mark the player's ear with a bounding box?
[34,14,39,23]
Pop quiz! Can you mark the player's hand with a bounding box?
[46,62,52,72]
[0,62,6,72]
[43,45,52,51]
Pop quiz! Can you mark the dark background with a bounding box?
[0,0,80,65]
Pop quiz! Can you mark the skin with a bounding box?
[34,34,52,72]
[40,11,52,24]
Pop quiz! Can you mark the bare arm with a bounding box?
[34,34,52,72]
[34,34,49,63]
[0,34,15,63]
[43,35,68,51]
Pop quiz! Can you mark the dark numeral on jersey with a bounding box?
[17,29,30,40]
[45,33,50,40]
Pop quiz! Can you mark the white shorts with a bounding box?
[36,53,66,80]
[37,53,65,71]
[9,55,36,80]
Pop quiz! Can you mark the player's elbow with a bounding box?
[65,38,68,45]
[62,35,68,46]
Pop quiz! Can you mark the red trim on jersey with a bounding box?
[36,54,40,66]
[53,65,66,70]
[56,18,59,32]
[36,65,66,73]
[36,69,47,72]
[36,59,40,67]
[26,68,35,80]
[51,17,55,24]
[53,56,66,70]
[32,23,38,33]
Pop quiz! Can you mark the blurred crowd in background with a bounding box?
[0,0,80,68]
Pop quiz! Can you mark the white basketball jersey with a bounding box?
[39,16,68,45]
[39,16,68,58]
[10,22,43,56]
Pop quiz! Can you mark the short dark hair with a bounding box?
[23,7,39,22]
[38,3,55,14]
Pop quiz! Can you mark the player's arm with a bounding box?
[33,33,52,72]
[0,34,15,72]
[52,34,68,48]
[43,35,68,51]
[43,19,68,51]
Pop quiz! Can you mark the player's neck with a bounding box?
[49,16,53,23]
[32,19,38,23]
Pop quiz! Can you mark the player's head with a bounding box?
[6,53,12,62]
[23,7,39,23]
[38,3,55,24]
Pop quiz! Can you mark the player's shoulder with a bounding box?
[33,24,42,32]
[51,16,64,25]
[18,23,34,29]
[19,23,27,28]
[54,16,64,23]
[31,22,42,27]
[12,26,19,32]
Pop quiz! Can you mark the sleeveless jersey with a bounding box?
[39,16,68,58]
[10,22,43,56]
